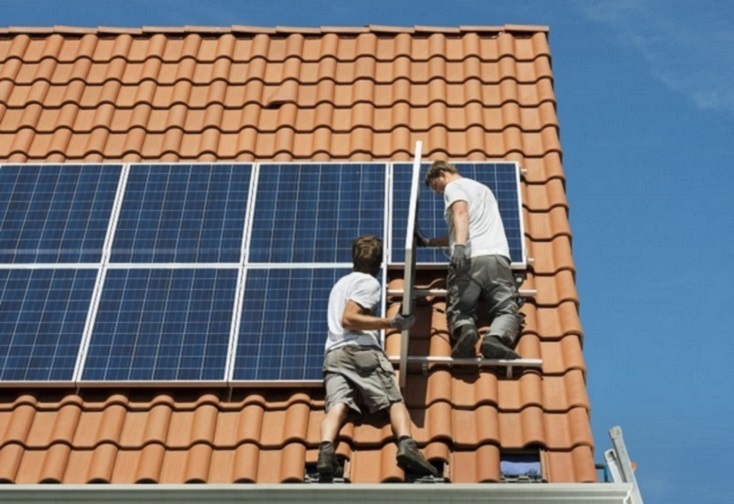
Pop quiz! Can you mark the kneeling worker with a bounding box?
[318,235,437,480]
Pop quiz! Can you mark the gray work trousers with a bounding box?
[446,254,521,346]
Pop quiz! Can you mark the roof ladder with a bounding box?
[604,426,644,504]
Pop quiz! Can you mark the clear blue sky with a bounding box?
[4,1,733,502]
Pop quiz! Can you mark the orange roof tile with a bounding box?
[0,25,593,484]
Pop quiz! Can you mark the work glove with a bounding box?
[450,244,470,274]
[414,228,431,247]
[389,312,416,331]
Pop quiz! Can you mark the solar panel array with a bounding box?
[0,161,523,386]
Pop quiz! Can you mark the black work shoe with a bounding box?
[451,325,479,358]
[480,335,521,360]
[317,442,338,481]
[397,438,438,477]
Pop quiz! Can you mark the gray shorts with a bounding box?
[323,345,403,415]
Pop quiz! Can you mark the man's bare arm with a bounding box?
[341,300,390,331]
[428,234,449,247]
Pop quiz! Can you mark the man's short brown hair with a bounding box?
[425,160,458,187]
[352,235,383,274]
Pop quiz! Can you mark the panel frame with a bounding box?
[0,159,528,388]
[228,161,391,387]
[77,266,240,387]
[72,162,131,384]
[0,266,102,388]
[0,163,125,265]
[0,162,125,388]
[75,162,254,387]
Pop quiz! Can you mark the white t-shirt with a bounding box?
[325,271,382,353]
[444,177,510,260]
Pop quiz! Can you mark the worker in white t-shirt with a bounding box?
[418,160,522,360]
[317,235,437,481]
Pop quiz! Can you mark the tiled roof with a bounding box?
[0,25,594,484]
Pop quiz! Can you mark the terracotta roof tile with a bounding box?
[0,24,595,485]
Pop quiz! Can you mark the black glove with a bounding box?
[414,228,431,247]
[389,312,416,330]
[450,244,469,273]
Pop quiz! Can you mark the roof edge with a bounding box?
[0,24,550,36]
[0,484,632,503]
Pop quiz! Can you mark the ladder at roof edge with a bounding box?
[605,426,644,504]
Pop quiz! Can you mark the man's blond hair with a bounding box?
[425,160,458,187]
[352,235,383,274]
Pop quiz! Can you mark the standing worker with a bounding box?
[318,235,437,480]
[417,160,522,360]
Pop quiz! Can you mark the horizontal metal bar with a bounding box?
[387,288,537,297]
[387,355,542,367]
[0,483,636,503]
[105,263,241,269]
[387,261,528,271]
[76,380,228,388]
[245,262,354,269]
[228,380,323,388]
[0,380,77,389]
[0,263,101,269]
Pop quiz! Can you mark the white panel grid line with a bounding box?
[241,163,260,267]
[225,163,260,383]
[245,262,354,269]
[73,163,131,383]
[105,262,242,269]
[0,263,102,270]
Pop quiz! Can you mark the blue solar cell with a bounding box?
[391,162,524,265]
[232,268,352,381]
[0,269,97,381]
[0,165,121,263]
[82,268,238,381]
[110,164,251,263]
[249,164,385,263]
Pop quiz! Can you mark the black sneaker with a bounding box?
[480,335,521,360]
[451,325,479,358]
[317,441,338,481]
[396,438,438,477]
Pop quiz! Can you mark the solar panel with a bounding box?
[0,268,97,382]
[231,267,350,381]
[110,164,252,263]
[391,162,525,267]
[248,163,386,263]
[81,268,238,382]
[0,164,121,263]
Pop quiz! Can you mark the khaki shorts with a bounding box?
[323,345,403,414]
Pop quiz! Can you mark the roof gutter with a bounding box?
[1,483,632,503]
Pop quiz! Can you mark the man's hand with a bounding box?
[451,244,469,274]
[389,312,416,330]
[414,228,431,247]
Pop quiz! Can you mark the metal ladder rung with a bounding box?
[387,355,542,379]
[387,288,537,298]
